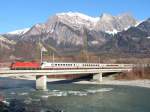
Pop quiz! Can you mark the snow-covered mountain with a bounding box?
[1,12,138,53]
[4,12,137,37]
[1,12,149,60]
[15,12,137,46]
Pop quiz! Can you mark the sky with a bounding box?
[0,0,150,33]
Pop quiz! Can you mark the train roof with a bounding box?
[42,61,133,65]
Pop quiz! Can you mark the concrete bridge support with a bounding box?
[93,73,103,82]
[36,75,47,90]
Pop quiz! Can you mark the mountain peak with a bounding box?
[56,12,99,23]
[100,13,113,17]
[118,12,132,16]
[117,12,134,19]
[100,13,114,21]
[95,12,137,32]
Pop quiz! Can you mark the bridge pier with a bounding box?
[36,75,47,91]
[93,73,103,82]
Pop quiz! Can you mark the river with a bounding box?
[0,77,150,112]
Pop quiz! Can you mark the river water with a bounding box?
[0,77,150,112]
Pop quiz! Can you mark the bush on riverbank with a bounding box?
[115,66,150,80]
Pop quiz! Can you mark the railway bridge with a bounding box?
[0,68,132,90]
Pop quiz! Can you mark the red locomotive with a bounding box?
[10,61,40,70]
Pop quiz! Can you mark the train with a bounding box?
[10,61,133,70]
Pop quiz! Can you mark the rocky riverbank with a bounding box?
[0,99,63,112]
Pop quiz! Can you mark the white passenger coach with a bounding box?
[41,61,133,70]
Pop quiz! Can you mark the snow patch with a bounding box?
[105,29,118,35]
[124,25,131,31]
[134,20,144,27]
[91,41,99,45]
[147,36,150,39]
[7,28,30,35]
[50,28,54,33]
